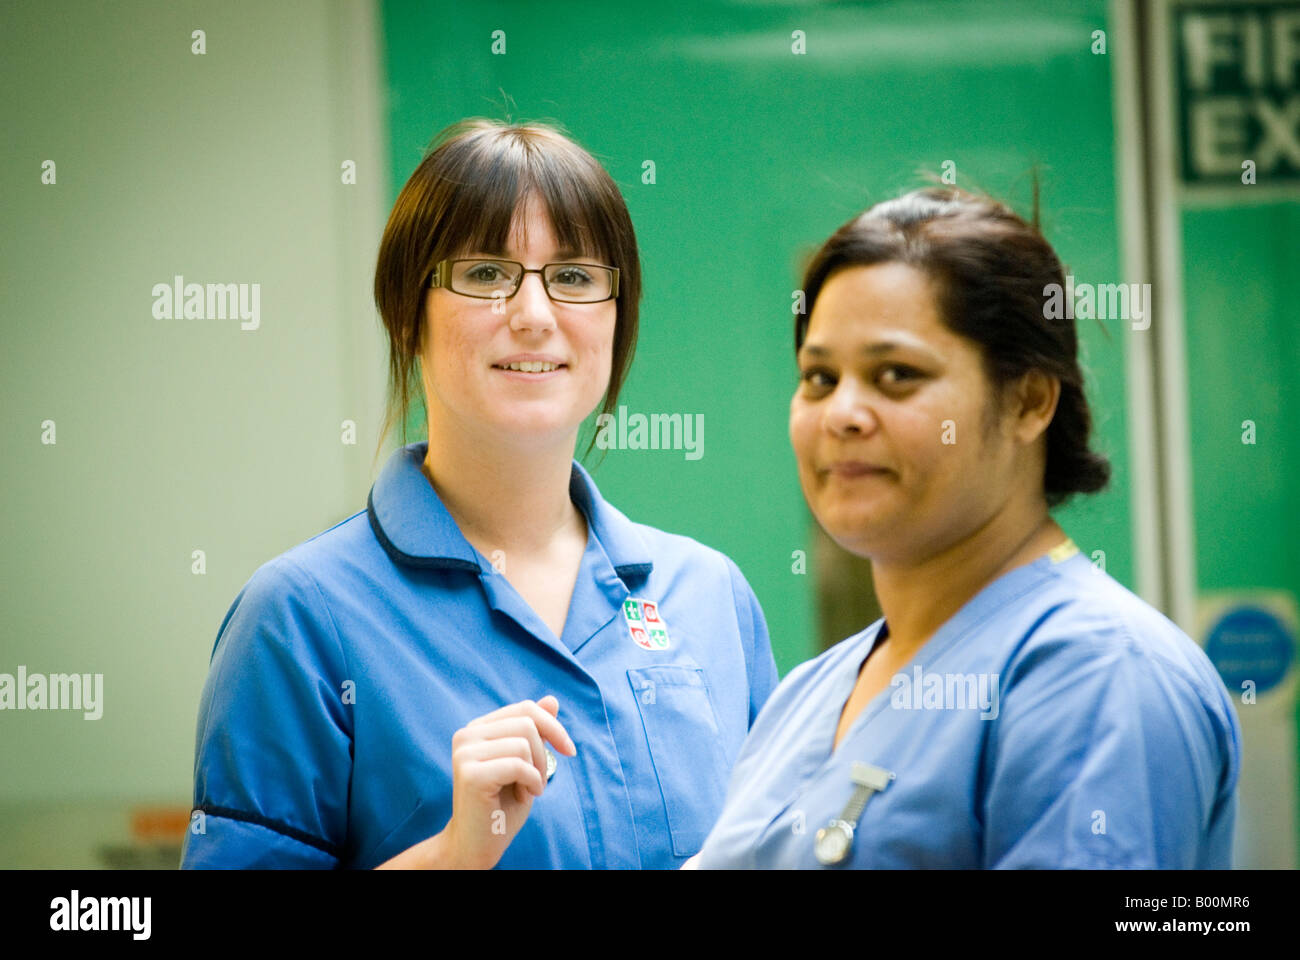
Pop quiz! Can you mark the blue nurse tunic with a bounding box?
[695,543,1242,869]
[180,441,779,869]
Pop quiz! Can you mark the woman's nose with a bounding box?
[823,379,879,437]
[507,273,557,333]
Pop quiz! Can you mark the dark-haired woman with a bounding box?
[693,188,1240,869]
[181,119,777,869]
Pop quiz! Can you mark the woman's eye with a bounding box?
[879,365,921,387]
[800,368,835,389]
[798,365,923,393]
[552,267,592,287]
[466,265,500,282]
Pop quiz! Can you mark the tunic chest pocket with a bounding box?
[627,664,730,857]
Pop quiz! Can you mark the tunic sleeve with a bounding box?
[981,621,1239,868]
[724,556,781,727]
[181,557,354,868]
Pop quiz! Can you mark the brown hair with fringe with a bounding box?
[372,118,641,470]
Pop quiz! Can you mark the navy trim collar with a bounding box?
[367,441,654,583]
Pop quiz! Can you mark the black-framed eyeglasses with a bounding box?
[429,258,620,303]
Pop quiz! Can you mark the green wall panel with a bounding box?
[379,0,1127,674]
[1183,205,1299,594]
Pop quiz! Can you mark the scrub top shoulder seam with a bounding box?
[278,553,356,684]
[1008,568,1237,723]
[279,552,360,826]
[724,555,758,700]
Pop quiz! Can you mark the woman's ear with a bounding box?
[1011,370,1060,445]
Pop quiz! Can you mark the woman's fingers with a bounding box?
[436,697,576,869]
[460,717,549,784]
[464,756,545,800]
[453,735,544,796]
[464,698,577,757]
[521,698,577,756]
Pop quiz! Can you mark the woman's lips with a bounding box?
[491,363,567,381]
[826,461,889,477]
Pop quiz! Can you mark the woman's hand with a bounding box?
[376,696,577,869]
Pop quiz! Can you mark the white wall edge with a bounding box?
[330,0,394,509]
[1150,0,1199,633]
[1110,0,1164,609]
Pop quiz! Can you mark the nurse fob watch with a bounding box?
[814,762,894,866]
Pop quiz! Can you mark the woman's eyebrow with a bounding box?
[800,341,942,362]
[800,341,904,358]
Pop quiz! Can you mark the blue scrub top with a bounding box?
[696,544,1242,869]
[181,441,779,869]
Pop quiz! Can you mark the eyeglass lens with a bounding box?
[450,259,613,302]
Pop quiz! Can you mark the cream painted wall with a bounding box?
[0,0,390,865]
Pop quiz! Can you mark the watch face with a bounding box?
[814,822,853,866]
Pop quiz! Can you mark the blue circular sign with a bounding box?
[1205,606,1294,694]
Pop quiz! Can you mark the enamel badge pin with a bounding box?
[622,598,670,650]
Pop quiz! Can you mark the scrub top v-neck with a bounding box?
[181,441,779,869]
[695,545,1241,869]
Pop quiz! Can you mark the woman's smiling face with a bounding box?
[790,261,1021,564]
[420,193,617,451]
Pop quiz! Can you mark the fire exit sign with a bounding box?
[1175,3,1300,183]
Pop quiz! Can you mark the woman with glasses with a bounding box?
[691,187,1241,869]
[181,119,778,869]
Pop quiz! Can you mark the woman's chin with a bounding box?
[814,507,897,560]
[826,531,880,560]
[484,412,582,449]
